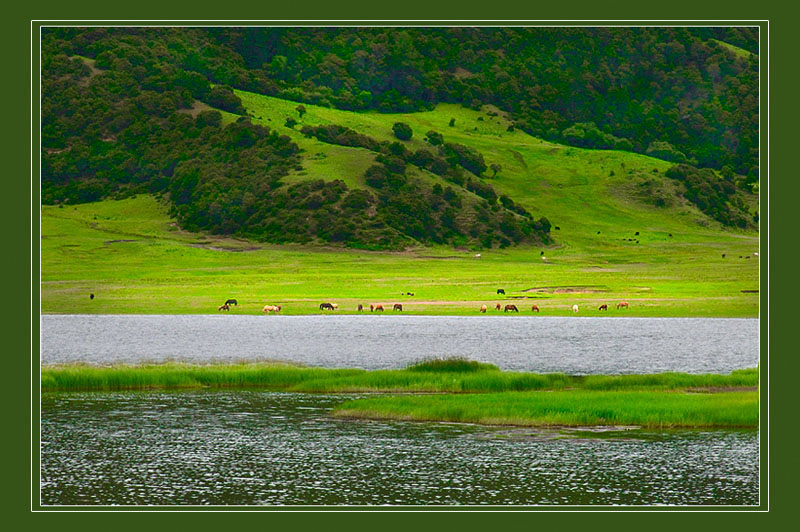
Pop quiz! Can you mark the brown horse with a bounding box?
[357,304,363,312]
[263,304,281,313]
[373,304,384,312]
[495,303,502,311]
[617,301,629,309]
[393,303,403,311]
[479,304,487,313]
[531,305,540,312]
[218,304,230,311]
[504,304,519,312]
[598,304,608,311]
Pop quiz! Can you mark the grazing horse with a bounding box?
[320,303,334,311]
[617,301,629,309]
[225,299,238,306]
[263,305,281,313]
[531,305,540,312]
[504,304,519,313]
[480,304,487,313]
[218,304,230,311]
[357,304,363,312]
[598,304,608,311]
[393,303,403,311]
[331,303,339,309]
[373,304,384,312]
[572,304,579,313]
[497,289,505,295]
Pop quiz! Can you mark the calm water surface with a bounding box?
[41,315,759,374]
[41,391,759,506]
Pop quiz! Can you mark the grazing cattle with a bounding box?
[393,303,403,311]
[555,226,560,230]
[754,252,759,257]
[745,256,750,259]
[635,232,640,236]
[617,301,629,309]
[480,305,487,313]
[225,299,238,306]
[504,304,519,313]
[218,304,230,311]
[320,303,334,311]
[406,292,414,296]
[572,304,579,313]
[541,256,547,261]
[475,254,481,259]
[598,304,608,311]
[495,303,502,311]
[722,254,726,258]
[374,304,384,312]
[357,304,363,312]
[89,293,94,300]
[497,289,505,295]
[531,305,540,312]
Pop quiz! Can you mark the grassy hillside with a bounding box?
[40,92,758,317]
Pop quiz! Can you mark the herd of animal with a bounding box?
[216,292,631,314]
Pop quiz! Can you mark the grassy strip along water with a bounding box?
[41,359,758,428]
[41,359,757,394]
[332,390,758,428]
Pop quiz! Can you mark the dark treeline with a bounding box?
[209,26,758,175]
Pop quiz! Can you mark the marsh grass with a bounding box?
[41,362,758,394]
[333,390,759,428]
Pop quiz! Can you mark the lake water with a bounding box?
[41,391,759,506]
[41,315,759,374]
[39,315,761,506]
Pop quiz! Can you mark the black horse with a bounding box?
[497,289,505,295]
[225,299,238,306]
[320,303,334,311]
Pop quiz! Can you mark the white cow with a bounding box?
[572,304,579,313]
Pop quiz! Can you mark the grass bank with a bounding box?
[40,360,757,394]
[333,390,758,428]
[41,360,758,428]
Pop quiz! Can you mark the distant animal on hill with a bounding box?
[504,304,519,313]
[225,299,238,306]
[572,304,579,313]
[406,292,414,296]
[357,304,363,312]
[480,305,487,313]
[531,305,540,312]
[722,254,726,258]
[598,304,608,311]
[495,303,502,311]
[475,254,481,259]
[393,303,403,311]
[497,289,505,295]
[617,301,629,309]
[320,303,334,311]
[89,293,94,300]
[263,305,281,313]
[218,304,230,311]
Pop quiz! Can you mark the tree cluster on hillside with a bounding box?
[41,28,550,249]
[664,164,754,228]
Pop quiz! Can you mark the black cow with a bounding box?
[497,289,505,295]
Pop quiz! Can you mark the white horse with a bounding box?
[572,304,579,313]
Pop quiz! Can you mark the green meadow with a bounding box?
[40,361,758,428]
[40,91,759,317]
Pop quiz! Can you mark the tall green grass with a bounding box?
[41,361,758,393]
[333,390,759,428]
